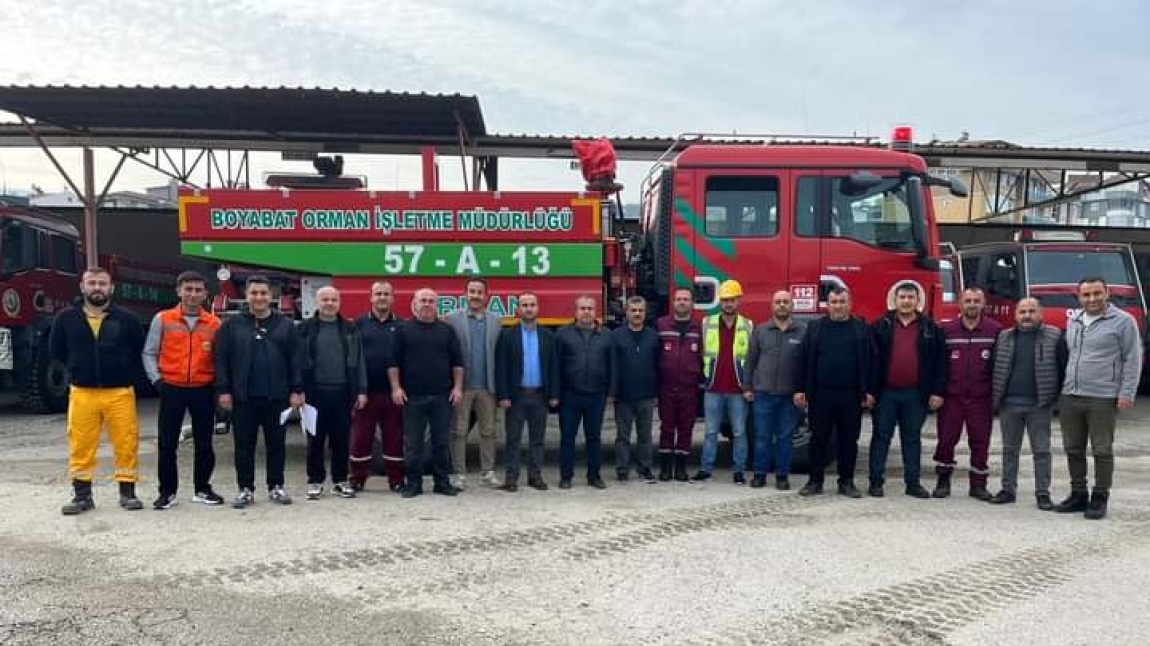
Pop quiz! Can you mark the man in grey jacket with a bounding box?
[744,290,806,490]
[1055,277,1142,519]
[988,298,1067,510]
[445,278,502,488]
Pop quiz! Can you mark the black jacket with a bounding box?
[356,312,403,393]
[550,324,616,399]
[494,323,554,402]
[298,315,368,396]
[871,311,948,403]
[50,305,145,388]
[214,311,303,402]
[796,315,875,401]
[610,325,660,401]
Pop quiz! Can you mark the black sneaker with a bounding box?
[432,484,460,497]
[750,474,767,488]
[559,479,573,490]
[838,481,862,498]
[989,490,1017,505]
[588,478,607,490]
[905,484,931,499]
[776,476,790,491]
[1035,493,1054,511]
[152,493,179,510]
[799,481,823,496]
[868,484,884,498]
[400,485,423,499]
[193,489,224,506]
[616,470,629,483]
[733,472,746,485]
[639,469,658,484]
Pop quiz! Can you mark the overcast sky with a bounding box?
[1,0,1148,195]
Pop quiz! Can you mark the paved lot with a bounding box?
[2,398,1149,645]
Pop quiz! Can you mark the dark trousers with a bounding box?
[504,390,549,481]
[232,398,287,491]
[306,386,351,485]
[615,398,656,473]
[350,392,404,487]
[658,389,697,456]
[869,388,927,486]
[156,384,216,496]
[1059,394,1118,493]
[933,395,993,486]
[808,388,863,485]
[403,394,452,490]
[559,391,606,481]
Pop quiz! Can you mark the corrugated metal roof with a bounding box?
[0,85,486,139]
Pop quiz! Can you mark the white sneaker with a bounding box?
[306,483,324,500]
[450,474,466,489]
[481,470,500,487]
[332,482,357,499]
[268,486,293,505]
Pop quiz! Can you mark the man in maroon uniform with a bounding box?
[655,288,702,482]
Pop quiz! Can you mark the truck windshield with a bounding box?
[1027,249,1141,308]
[797,175,924,252]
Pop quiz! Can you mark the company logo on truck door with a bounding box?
[671,198,735,289]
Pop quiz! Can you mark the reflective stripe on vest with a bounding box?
[702,314,752,387]
[157,306,221,387]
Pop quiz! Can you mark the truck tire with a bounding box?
[22,336,69,413]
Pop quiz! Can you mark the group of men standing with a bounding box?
[51,268,1140,521]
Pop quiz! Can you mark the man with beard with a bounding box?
[53,267,147,514]
[299,286,368,500]
[494,292,553,492]
[745,290,806,490]
[551,295,616,490]
[694,280,754,484]
[869,282,947,499]
[350,281,405,492]
[932,287,1002,500]
[142,270,223,510]
[795,287,874,498]
[656,287,702,482]
[390,288,465,498]
[215,276,305,509]
[610,296,661,483]
[445,278,502,488]
[1055,278,1142,519]
[989,298,1067,510]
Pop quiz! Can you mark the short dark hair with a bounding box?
[673,286,694,299]
[517,290,538,302]
[176,270,206,287]
[81,266,110,280]
[245,275,271,291]
[828,285,850,298]
[626,295,647,308]
[1078,276,1108,289]
[465,277,489,291]
[894,281,921,296]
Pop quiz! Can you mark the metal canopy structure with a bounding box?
[0,85,487,264]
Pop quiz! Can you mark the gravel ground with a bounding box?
[1,398,1148,645]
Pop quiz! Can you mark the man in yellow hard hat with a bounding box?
[693,279,754,484]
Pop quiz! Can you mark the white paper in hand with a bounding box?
[280,404,319,436]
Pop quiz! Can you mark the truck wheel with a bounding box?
[23,337,69,413]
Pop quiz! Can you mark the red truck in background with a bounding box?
[0,201,213,412]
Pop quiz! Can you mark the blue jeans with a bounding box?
[752,393,799,476]
[868,388,927,486]
[559,391,606,481]
[701,393,747,473]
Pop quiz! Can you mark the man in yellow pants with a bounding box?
[50,267,147,514]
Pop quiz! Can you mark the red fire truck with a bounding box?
[950,232,1147,330]
[178,130,965,326]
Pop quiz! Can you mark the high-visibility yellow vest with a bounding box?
[702,313,753,388]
